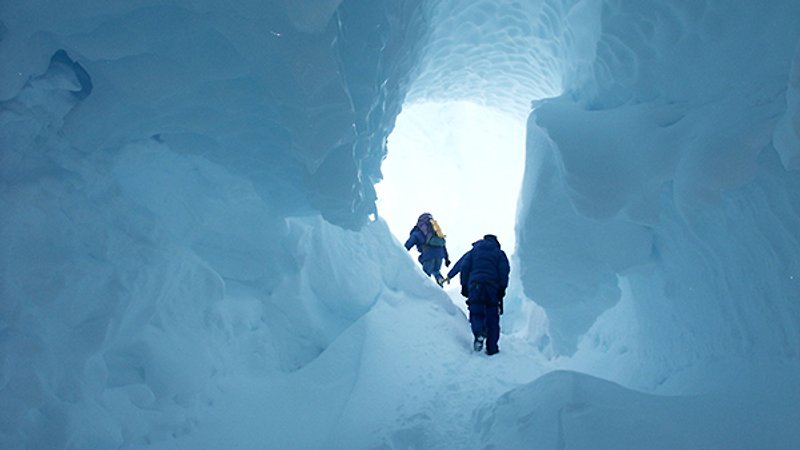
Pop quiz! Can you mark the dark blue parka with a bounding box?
[404,226,449,263]
[459,235,509,303]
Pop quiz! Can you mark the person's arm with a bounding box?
[496,252,510,314]
[460,252,473,297]
[498,251,510,291]
[404,228,420,251]
[497,251,510,314]
[446,251,467,279]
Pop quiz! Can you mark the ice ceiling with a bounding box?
[404,0,573,117]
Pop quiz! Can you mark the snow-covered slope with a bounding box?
[477,368,800,449]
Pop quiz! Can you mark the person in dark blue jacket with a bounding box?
[453,234,509,355]
[404,213,450,286]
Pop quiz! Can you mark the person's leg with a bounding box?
[421,258,435,276]
[467,303,486,345]
[468,284,490,350]
[422,257,445,285]
[485,305,501,355]
[430,257,444,284]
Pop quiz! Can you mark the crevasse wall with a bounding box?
[0,1,428,446]
[517,0,800,371]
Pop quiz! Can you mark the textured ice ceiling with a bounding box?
[1,0,428,230]
[403,0,586,117]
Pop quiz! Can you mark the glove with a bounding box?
[499,299,504,315]
[460,285,469,298]
[445,258,451,267]
[499,288,506,299]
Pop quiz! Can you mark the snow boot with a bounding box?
[473,336,485,351]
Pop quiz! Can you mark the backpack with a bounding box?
[427,218,446,247]
[417,213,446,247]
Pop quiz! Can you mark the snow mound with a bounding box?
[476,369,800,449]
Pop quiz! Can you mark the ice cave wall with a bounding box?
[516,0,800,374]
[1,1,428,446]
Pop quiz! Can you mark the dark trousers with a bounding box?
[421,257,444,281]
[467,284,501,353]
[468,304,500,353]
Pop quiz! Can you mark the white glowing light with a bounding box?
[376,101,526,263]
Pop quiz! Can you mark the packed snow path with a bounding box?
[152,289,549,449]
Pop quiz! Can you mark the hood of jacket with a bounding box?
[481,234,501,249]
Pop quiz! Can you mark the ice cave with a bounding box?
[2,0,800,448]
